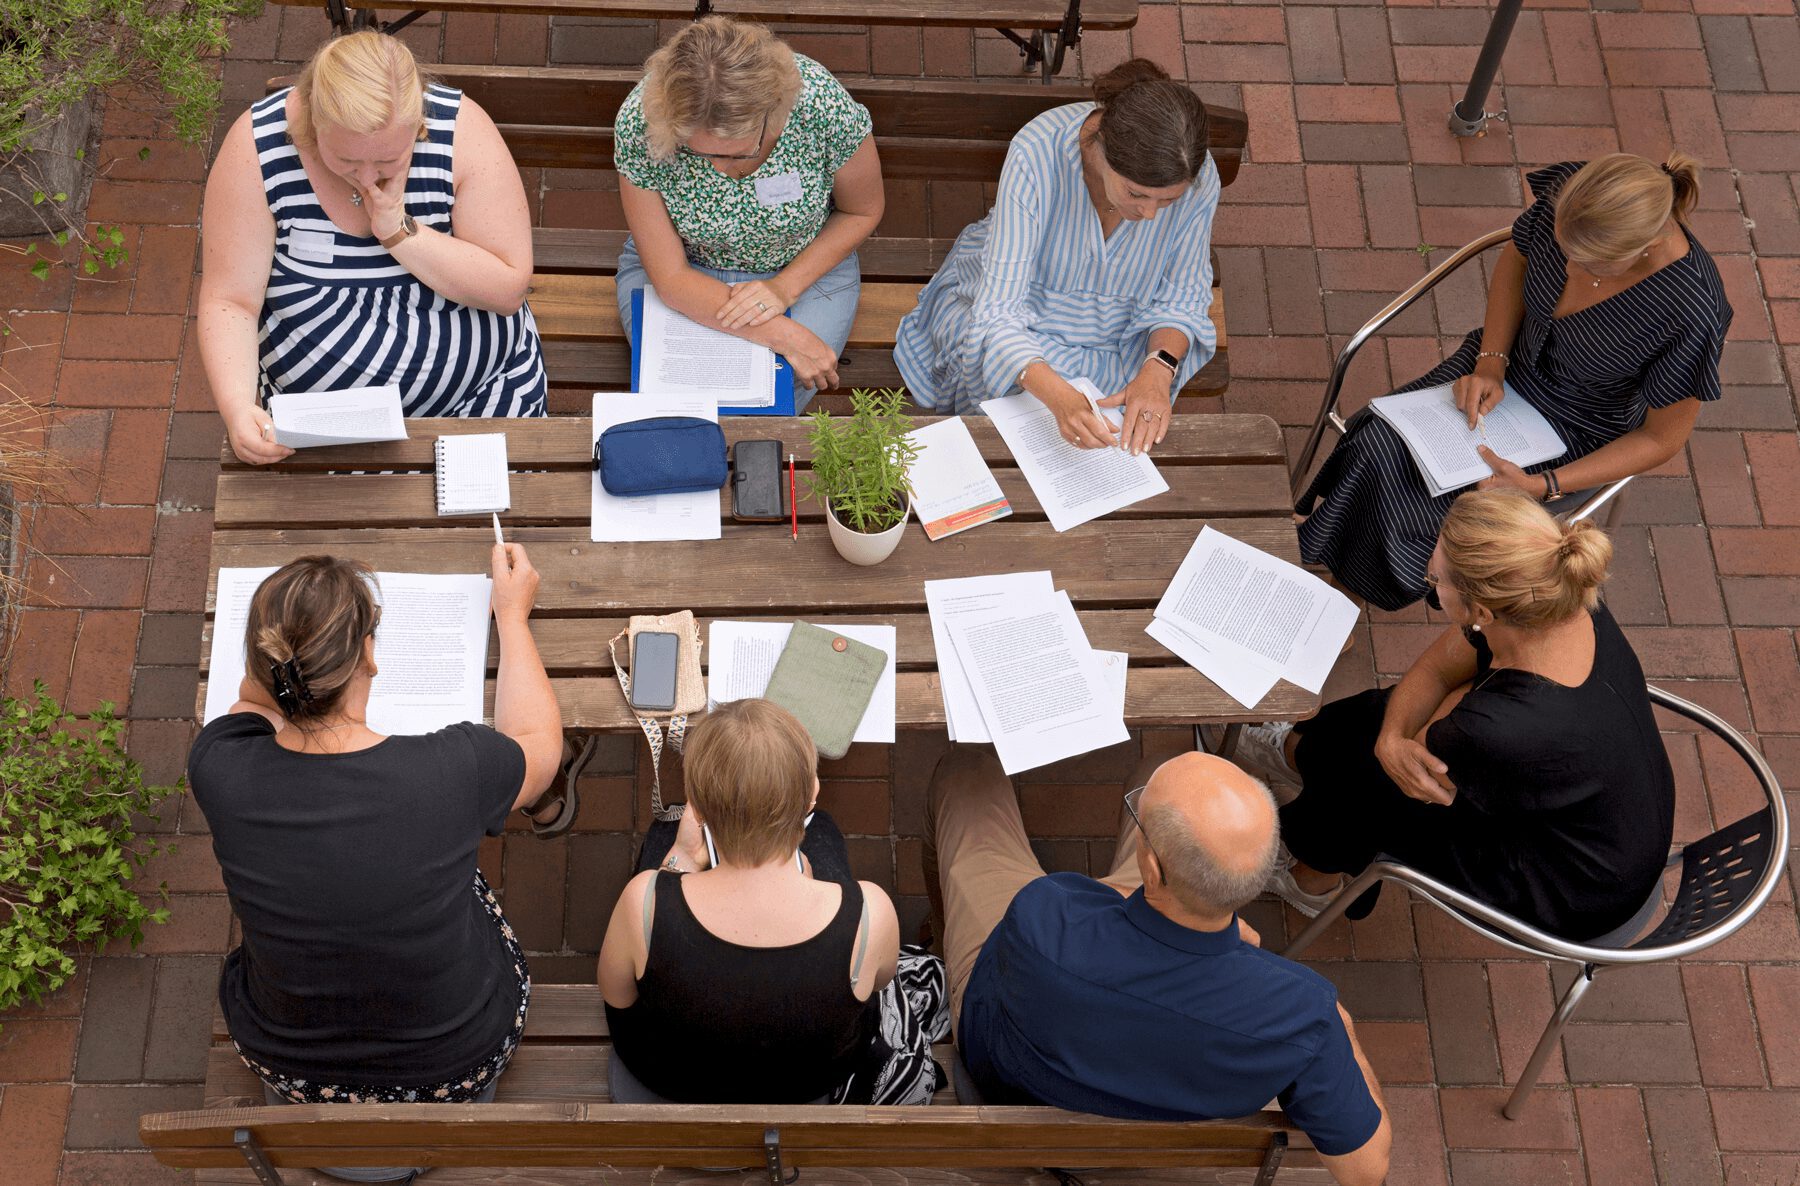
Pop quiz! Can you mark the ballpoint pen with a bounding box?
[789,453,799,542]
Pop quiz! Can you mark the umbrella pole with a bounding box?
[1447,0,1523,138]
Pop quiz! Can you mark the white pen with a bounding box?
[492,512,505,548]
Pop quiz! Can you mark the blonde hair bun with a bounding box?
[1439,489,1612,629]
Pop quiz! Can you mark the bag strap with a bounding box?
[609,628,687,822]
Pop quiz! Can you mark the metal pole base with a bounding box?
[1447,102,1492,139]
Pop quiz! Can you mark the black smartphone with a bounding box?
[731,439,786,523]
[630,631,680,712]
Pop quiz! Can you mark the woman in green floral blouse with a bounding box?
[615,17,885,406]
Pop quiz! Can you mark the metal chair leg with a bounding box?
[1503,963,1597,1120]
[1280,865,1385,959]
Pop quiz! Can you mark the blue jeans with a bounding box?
[615,237,861,412]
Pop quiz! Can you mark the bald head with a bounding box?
[1139,752,1280,917]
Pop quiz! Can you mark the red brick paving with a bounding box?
[0,0,1796,1181]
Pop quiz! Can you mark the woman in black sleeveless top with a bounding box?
[598,699,901,1104]
[1251,491,1675,942]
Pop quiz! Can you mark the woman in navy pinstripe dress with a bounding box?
[1299,155,1731,611]
[198,33,547,466]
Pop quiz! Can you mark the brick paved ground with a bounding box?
[1,1,1797,1182]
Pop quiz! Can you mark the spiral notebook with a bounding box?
[435,433,511,516]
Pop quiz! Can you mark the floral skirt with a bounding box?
[237,872,531,1104]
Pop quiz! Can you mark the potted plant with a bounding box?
[806,388,920,566]
[0,0,258,248]
[0,685,174,1025]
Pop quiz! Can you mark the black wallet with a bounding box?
[730,439,787,522]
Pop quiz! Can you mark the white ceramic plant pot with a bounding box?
[825,499,908,566]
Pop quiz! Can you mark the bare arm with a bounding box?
[1548,397,1700,491]
[854,882,902,999]
[226,674,287,732]
[488,544,563,811]
[772,137,883,306]
[597,869,655,1008]
[1317,1004,1393,1186]
[1453,241,1528,428]
[1374,625,1481,805]
[376,98,533,315]
[197,110,290,466]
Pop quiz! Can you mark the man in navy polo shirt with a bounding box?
[924,747,1391,1186]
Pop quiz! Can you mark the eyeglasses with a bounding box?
[1122,785,1167,885]
[678,114,769,161]
[1423,569,1443,613]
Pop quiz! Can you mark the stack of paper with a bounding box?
[1147,528,1359,711]
[905,417,1011,540]
[639,286,776,409]
[927,572,1128,774]
[1370,382,1566,497]
[590,392,722,542]
[204,567,492,734]
[707,620,898,744]
[269,385,408,448]
[982,378,1168,532]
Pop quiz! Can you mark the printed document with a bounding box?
[591,391,723,542]
[707,620,897,744]
[906,417,1011,540]
[925,571,1055,742]
[205,568,492,734]
[639,285,776,408]
[269,385,407,448]
[1370,382,1566,497]
[1094,649,1129,720]
[1154,527,1357,695]
[945,591,1129,775]
[1144,615,1282,711]
[983,386,1167,531]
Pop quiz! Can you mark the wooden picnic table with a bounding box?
[198,413,1320,734]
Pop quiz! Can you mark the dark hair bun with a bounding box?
[1093,58,1170,107]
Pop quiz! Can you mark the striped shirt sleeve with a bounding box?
[961,147,1054,400]
[1126,159,1221,393]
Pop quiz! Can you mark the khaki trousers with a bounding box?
[922,747,1161,1026]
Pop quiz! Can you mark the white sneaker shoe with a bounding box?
[1264,860,1337,919]
[1232,721,1301,793]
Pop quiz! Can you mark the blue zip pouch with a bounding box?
[593,416,729,497]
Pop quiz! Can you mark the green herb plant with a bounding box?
[805,387,920,534]
[0,685,175,1024]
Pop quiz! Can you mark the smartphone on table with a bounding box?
[629,631,680,712]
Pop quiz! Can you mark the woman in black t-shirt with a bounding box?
[187,545,565,1125]
[1245,489,1675,943]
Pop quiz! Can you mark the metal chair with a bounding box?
[1281,684,1790,1120]
[1290,227,1632,529]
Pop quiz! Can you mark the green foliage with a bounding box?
[805,388,920,534]
[0,684,175,1023]
[0,0,262,151]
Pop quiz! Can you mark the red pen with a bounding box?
[789,453,799,541]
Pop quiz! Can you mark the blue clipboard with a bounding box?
[629,289,796,417]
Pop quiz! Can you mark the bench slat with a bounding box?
[268,0,1139,32]
[533,228,959,280]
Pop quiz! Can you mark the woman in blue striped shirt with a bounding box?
[199,33,548,465]
[894,60,1218,456]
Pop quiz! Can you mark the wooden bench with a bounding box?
[405,65,1245,412]
[278,0,1138,81]
[140,983,1312,1184]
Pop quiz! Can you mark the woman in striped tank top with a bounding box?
[1299,154,1731,611]
[199,33,547,465]
[894,60,1219,457]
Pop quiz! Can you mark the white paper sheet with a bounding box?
[925,571,1056,743]
[205,568,492,734]
[435,432,511,516]
[591,391,723,542]
[639,285,776,407]
[1093,649,1129,720]
[1154,527,1358,695]
[905,417,1012,540]
[1144,616,1282,711]
[1369,382,1566,497]
[983,390,1168,532]
[945,592,1129,775]
[269,385,408,448]
[706,621,897,744]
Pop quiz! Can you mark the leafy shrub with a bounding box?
[0,685,175,1022]
[0,0,263,152]
[806,387,919,534]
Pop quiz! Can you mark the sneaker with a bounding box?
[1232,721,1301,792]
[1264,860,1337,919]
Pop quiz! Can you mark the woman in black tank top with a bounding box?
[597,699,901,1104]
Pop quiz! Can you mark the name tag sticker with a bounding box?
[754,172,804,207]
[288,229,336,263]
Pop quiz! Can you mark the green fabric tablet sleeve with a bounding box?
[762,622,886,760]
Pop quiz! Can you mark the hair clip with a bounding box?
[269,658,314,717]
